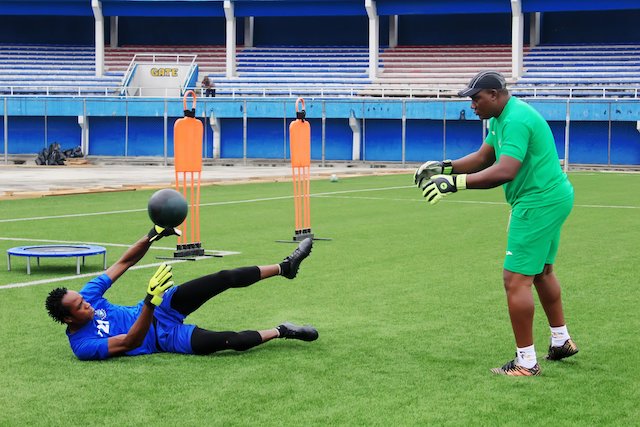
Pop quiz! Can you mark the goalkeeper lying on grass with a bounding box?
[45,225,317,361]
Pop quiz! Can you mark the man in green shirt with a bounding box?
[415,71,578,376]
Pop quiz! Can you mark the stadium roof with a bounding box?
[0,0,638,17]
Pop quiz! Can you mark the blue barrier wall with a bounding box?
[90,117,126,156]
[220,119,243,159]
[2,97,640,166]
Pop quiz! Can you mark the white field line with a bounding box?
[0,237,174,251]
[0,186,408,224]
[0,259,187,290]
[1,185,636,226]
[314,193,640,209]
[0,195,292,223]
[1,185,638,290]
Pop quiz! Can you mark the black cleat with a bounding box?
[281,237,313,279]
[277,322,319,341]
[490,358,541,376]
[546,339,579,361]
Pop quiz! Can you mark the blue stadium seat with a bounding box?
[0,44,124,95]
[515,44,640,97]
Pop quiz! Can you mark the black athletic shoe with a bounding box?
[277,322,319,341]
[490,359,541,376]
[281,237,313,279]
[546,339,579,361]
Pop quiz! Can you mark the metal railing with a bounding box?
[0,84,638,99]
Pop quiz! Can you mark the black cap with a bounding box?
[458,71,506,97]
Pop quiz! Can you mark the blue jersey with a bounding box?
[67,274,196,360]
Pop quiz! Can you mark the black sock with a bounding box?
[276,324,288,338]
[279,261,290,277]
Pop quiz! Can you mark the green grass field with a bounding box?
[1,171,639,426]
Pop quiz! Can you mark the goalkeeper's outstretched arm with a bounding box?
[105,236,152,284]
[105,226,180,284]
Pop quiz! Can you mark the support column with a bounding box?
[510,0,523,80]
[224,1,237,78]
[529,12,540,48]
[91,0,104,77]
[4,98,8,165]
[210,111,221,159]
[349,111,361,161]
[78,116,89,156]
[244,17,254,48]
[110,16,119,48]
[365,0,379,79]
[389,15,398,48]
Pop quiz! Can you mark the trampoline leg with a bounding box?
[7,254,10,271]
[27,257,31,275]
[77,257,81,275]
[103,252,107,270]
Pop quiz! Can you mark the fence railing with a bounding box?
[0,84,638,99]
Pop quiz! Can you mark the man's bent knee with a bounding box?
[503,269,534,292]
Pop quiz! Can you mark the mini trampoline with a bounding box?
[7,245,107,275]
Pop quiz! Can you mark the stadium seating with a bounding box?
[105,45,226,76]
[2,43,639,98]
[515,44,640,98]
[107,45,371,98]
[368,44,516,97]
[207,46,371,97]
[0,44,124,95]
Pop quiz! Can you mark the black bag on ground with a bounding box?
[62,145,84,158]
[35,146,49,165]
[35,142,65,165]
[47,142,65,165]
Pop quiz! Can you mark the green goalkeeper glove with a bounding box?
[147,225,182,243]
[421,174,467,205]
[144,263,174,307]
[414,160,453,188]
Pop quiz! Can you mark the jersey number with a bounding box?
[96,320,110,337]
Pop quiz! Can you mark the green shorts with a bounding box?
[504,196,574,276]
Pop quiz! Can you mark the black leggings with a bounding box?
[170,266,265,355]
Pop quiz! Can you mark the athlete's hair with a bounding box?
[45,287,69,324]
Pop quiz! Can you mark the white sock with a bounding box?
[516,345,538,369]
[550,325,570,347]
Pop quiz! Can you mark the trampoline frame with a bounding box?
[7,245,107,275]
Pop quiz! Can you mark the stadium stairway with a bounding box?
[0,44,124,95]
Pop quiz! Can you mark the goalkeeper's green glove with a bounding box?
[414,160,453,188]
[147,225,182,243]
[145,263,174,307]
[421,174,467,205]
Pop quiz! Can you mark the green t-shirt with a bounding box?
[484,97,573,208]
